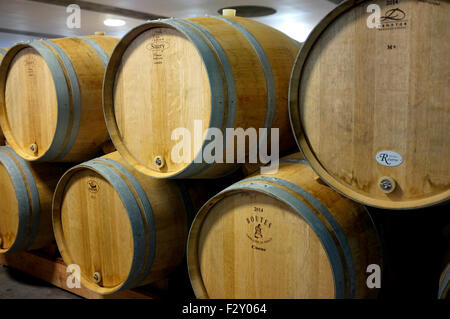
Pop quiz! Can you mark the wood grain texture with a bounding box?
[290,0,450,209]
[187,153,382,299]
[104,17,300,178]
[52,151,209,294]
[0,36,118,162]
[0,155,18,250]
[0,146,67,253]
[4,48,58,157]
[0,48,8,146]
[113,27,211,175]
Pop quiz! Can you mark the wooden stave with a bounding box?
[0,146,64,253]
[103,17,299,179]
[52,152,198,294]
[170,18,244,179]
[0,47,7,146]
[0,36,118,162]
[187,158,382,299]
[288,0,450,210]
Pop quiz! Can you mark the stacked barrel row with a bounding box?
[284,0,448,300]
[0,0,448,300]
[0,32,213,293]
[101,15,382,298]
[0,35,119,257]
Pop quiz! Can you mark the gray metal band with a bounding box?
[82,160,147,291]
[30,40,70,162]
[212,16,276,132]
[0,149,31,252]
[158,18,226,179]
[439,264,450,299]
[93,158,156,287]
[177,19,237,178]
[0,48,6,55]
[293,39,303,49]
[42,40,82,161]
[175,180,195,228]
[79,37,109,67]
[279,158,309,166]
[221,180,347,298]
[242,175,356,298]
[179,19,236,130]
[3,147,41,251]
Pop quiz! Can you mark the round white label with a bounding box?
[376,151,403,167]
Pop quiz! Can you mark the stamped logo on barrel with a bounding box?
[87,179,99,193]
[246,209,273,252]
[146,29,170,65]
[366,1,409,31]
[379,6,408,31]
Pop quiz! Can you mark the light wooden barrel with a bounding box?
[0,146,66,253]
[52,151,208,294]
[104,16,301,179]
[187,154,382,299]
[289,0,450,209]
[0,47,8,146]
[0,36,118,162]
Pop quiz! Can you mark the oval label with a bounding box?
[376,151,403,167]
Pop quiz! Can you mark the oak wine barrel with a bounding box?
[289,0,450,209]
[0,146,67,253]
[0,35,118,162]
[52,151,210,294]
[187,154,383,298]
[0,47,8,146]
[104,16,301,179]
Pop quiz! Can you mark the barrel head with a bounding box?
[112,26,212,177]
[290,0,450,209]
[193,190,335,299]
[4,47,58,160]
[57,169,134,291]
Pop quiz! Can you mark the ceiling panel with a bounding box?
[88,0,338,41]
[0,0,145,46]
[0,0,337,46]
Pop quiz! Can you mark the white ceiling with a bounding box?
[0,0,337,47]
